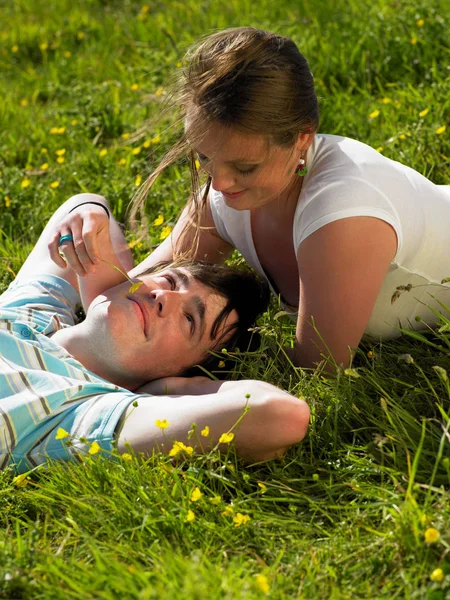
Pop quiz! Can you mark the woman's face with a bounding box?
[186,117,313,211]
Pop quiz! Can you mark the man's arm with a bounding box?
[115,379,310,462]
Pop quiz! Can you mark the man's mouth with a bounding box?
[130,297,149,337]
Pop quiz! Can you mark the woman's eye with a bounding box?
[185,313,194,334]
[235,166,256,176]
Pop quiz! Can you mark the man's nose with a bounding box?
[151,288,181,317]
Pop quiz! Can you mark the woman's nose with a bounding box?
[210,165,236,192]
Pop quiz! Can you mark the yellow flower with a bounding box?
[151,135,161,144]
[56,148,66,156]
[419,108,429,117]
[128,281,143,293]
[255,574,270,594]
[40,163,49,170]
[121,133,130,140]
[99,148,107,157]
[143,140,151,148]
[399,134,406,140]
[160,226,172,240]
[367,351,375,359]
[155,87,164,96]
[435,125,446,135]
[416,18,424,27]
[121,453,133,461]
[219,432,235,444]
[77,32,85,40]
[55,427,70,440]
[12,44,19,53]
[221,505,234,516]
[50,180,60,189]
[184,509,195,522]
[369,109,380,119]
[430,568,444,583]
[89,441,101,455]
[64,51,72,58]
[117,158,127,166]
[233,513,251,527]
[132,146,142,155]
[258,482,268,494]
[130,83,139,91]
[141,5,150,13]
[12,474,30,488]
[20,178,31,189]
[425,528,440,544]
[57,127,66,134]
[41,148,48,154]
[381,97,391,104]
[135,175,142,186]
[40,42,49,51]
[376,147,383,153]
[195,159,201,169]
[209,495,221,505]
[176,61,182,68]
[218,361,225,368]
[20,99,28,107]
[169,441,193,456]
[201,426,210,437]
[410,36,417,45]
[153,214,164,226]
[5,196,11,207]
[190,487,203,502]
[57,157,65,164]
[155,419,170,430]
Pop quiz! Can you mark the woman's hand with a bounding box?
[48,203,111,277]
[136,376,220,396]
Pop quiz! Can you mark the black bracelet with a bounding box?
[68,201,111,219]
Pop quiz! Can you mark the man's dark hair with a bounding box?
[137,259,270,373]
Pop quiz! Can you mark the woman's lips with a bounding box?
[222,189,247,200]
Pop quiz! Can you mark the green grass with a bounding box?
[1,0,450,598]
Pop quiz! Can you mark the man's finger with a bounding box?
[48,230,69,268]
[81,218,102,265]
[58,227,89,277]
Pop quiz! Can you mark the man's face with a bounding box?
[84,267,237,387]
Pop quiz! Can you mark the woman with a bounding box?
[50,27,450,370]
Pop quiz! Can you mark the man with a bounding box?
[0,194,310,474]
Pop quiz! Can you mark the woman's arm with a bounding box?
[115,379,310,462]
[294,216,397,370]
[128,197,233,278]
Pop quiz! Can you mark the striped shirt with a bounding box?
[0,275,137,474]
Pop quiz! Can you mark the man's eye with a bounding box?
[163,275,176,290]
[185,313,194,334]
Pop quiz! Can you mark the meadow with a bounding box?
[1,0,450,597]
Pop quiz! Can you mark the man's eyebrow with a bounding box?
[171,268,190,288]
[194,149,262,164]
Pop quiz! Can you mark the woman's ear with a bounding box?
[296,131,315,153]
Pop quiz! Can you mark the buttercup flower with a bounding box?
[255,574,270,594]
[410,36,417,45]
[190,487,202,502]
[40,163,49,170]
[121,453,133,461]
[131,146,142,155]
[369,110,380,119]
[424,528,440,544]
[201,426,209,437]
[55,427,70,440]
[151,135,161,144]
[50,181,60,189]
[184,510,195,522]
[89,441,101,455]
[416,18,424,27]
[57,157,65,164]
[143,140,151,148]
[153,215,164,226]
[135,175,142,186]
[160,226,172,240]
[219,432,234,444]
[419,108,429,117]
[99,149,107,157]
[155,419,170,430]
[12,474,30,488]
[21,178,31,189]
[233,513,251,527]
[430,568,444,582]
[258,482,268,494]
[435,125,446,135]
[218,361,225,368]
[130,84,139,91]
[169,441,193,456]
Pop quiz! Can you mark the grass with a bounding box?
[1,0,450,598]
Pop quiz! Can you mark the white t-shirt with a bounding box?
[209,134,450,340]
